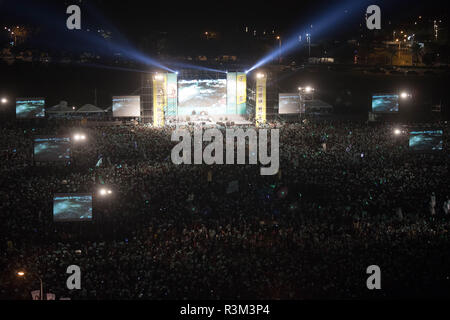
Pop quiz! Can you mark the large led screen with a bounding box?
[112,96,140,117]
[178,79,227,115]
[409,130,443,151]
[16,98,45,118]
[53,194,93,222]
[279,93,301,114]
[34,137,71,162]
[371,94,399,113]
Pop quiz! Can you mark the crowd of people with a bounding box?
[0,119,449,299]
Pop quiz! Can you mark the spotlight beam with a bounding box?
[247,0,372,72]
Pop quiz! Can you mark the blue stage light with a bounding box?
[246,0,373,72]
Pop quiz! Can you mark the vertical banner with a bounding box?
[166,73,178,118]
[236,72,247,115]
[153,73,167,127]
[255,74,266,126]
[226,72,237,114]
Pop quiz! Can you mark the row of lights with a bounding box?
[73,134,86,141]
[298,86,314,93]
[99,188,112,196]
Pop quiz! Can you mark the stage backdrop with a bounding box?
[178,79,227,116]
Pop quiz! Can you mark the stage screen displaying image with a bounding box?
[53,194,93,222]
[371,94,399,113]
[178,79,227,115]
[112,96,140,117]
[16,98,45,118]
[409,130,443,151]
[34,137,71,162]
[279,93,301,114]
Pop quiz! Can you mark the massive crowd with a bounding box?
[0,119,449,299]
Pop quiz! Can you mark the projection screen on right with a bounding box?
[409,130,443,151]
[279,93,302,114]
[112,96,141,117]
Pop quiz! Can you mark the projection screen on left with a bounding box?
[34,137,71,162]
[53,193,93,222]
[112,96,141,117]
[16,98,45,118]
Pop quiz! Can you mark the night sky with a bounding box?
[1,0,447,39]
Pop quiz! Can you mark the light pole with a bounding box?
[306,34,311,58]
[17,271,43,300]
[276,36,281,63]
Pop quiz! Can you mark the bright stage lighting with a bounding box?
[99,188,112,196]
[73,134,86,141]
[400,92,410,99]
[154,73,164,80]
[394,128,402,135]
[1,97,7,104]
[256,73,265,79]
[298,86,314,93]
[246,0,371,72]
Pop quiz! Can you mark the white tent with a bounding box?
[75,104,105,113]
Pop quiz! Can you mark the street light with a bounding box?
[17,271,43,300]
[276,36,282,63]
